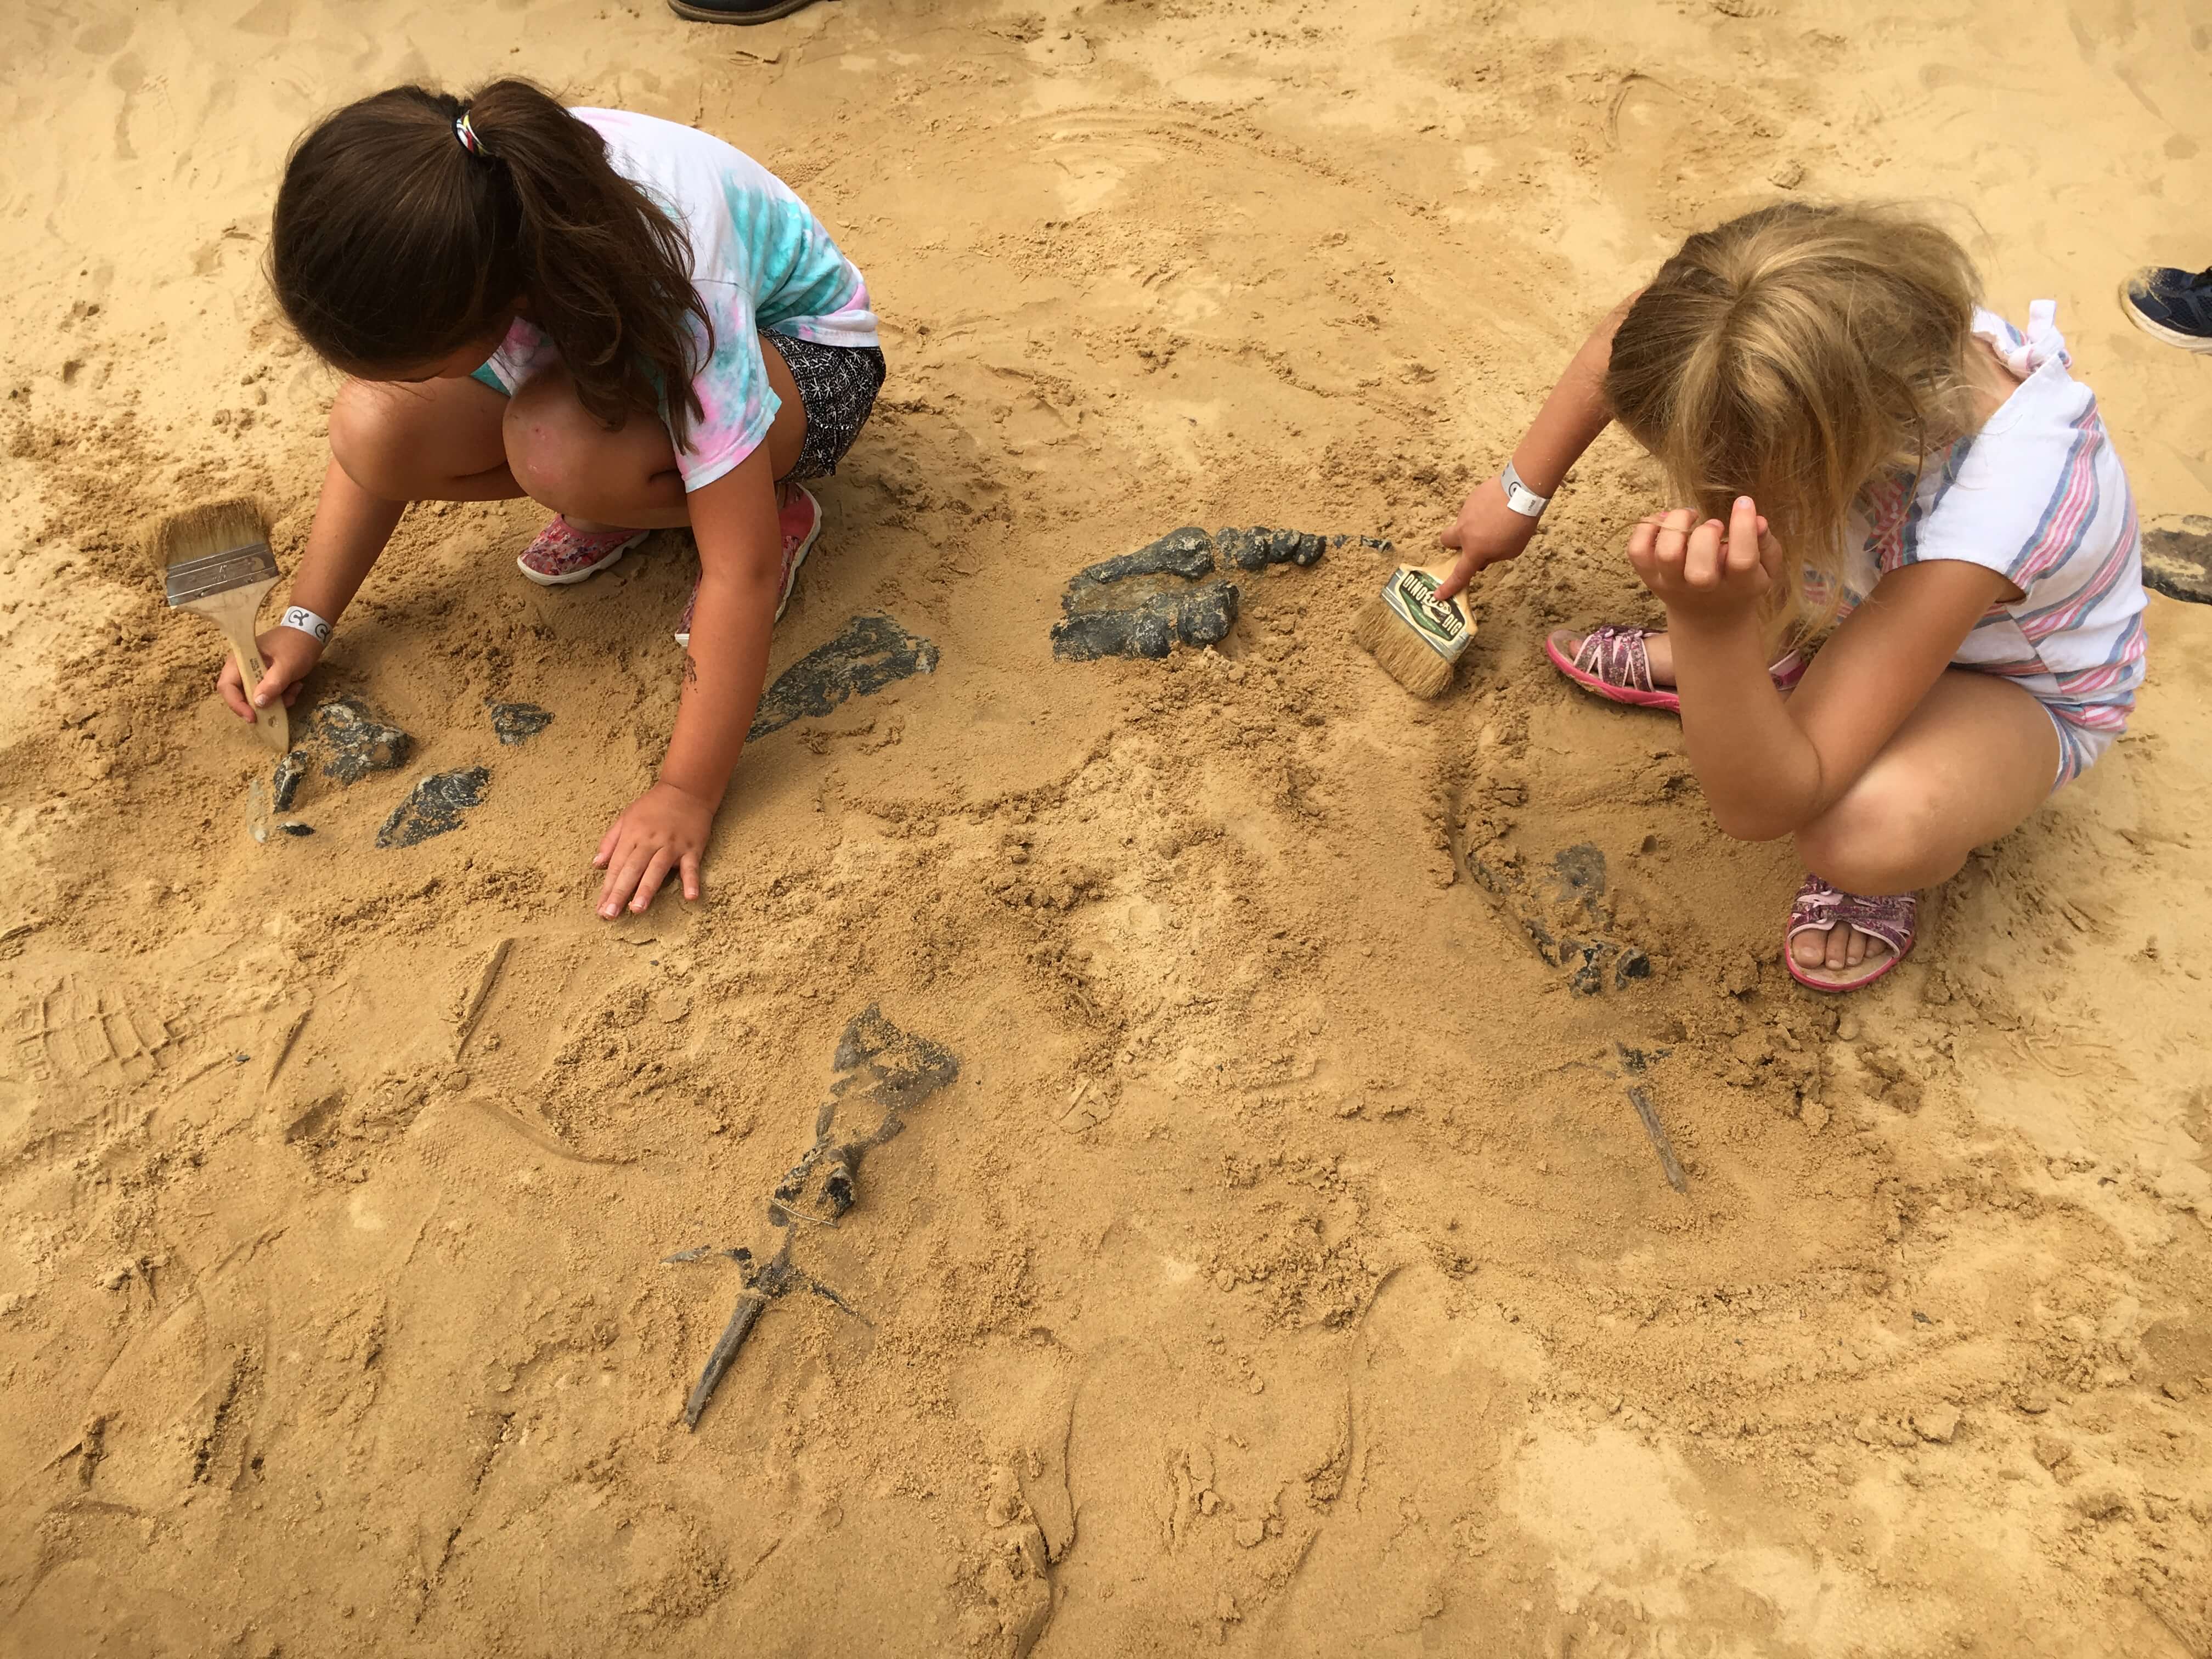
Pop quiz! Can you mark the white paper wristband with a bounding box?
[278,606,334,644]
[1499,461,1550,518]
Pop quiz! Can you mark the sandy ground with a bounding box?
[4,0,2212,1654]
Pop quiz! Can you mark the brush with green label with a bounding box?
[1350,563,1476,698]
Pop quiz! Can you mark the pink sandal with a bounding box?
[1545,625,1805,713]
[674,484,822,647]
[1784,876,1917,992]
[517,517,650,586]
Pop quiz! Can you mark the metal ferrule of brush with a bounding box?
[163,543,276,606]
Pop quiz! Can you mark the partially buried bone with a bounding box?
[669,1003,960,1430]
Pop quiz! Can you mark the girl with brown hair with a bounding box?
[223,81,884,919]
[1434,204,2146,992]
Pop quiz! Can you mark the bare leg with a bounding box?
[503,335,810,529]
[1788,670,2059,984]
[291,374,520,622]
[330,374,520,501]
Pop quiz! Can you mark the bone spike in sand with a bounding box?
[1350,563,1475,699]
[150,496,289,753]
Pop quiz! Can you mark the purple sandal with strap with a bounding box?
[1784,875,1917,993]
[1545,624,1806,713]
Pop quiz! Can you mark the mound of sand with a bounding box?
[3,2,2210,1654]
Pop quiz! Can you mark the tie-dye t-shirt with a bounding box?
[470,108,878,492]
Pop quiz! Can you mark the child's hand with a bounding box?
[217,627,323,723]
[1627,498,1782,625]
[594,781,713,918]
[1435,475,1542,600]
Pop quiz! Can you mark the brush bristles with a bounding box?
[148,496,271,571]
[1351,594,1457,698]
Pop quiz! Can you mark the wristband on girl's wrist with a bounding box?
[1499,461,1551,519]
[278,606,334,644]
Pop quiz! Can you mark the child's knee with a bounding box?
[503,371,597,511]
[328,380,420,500]
[1794,771,1948,894]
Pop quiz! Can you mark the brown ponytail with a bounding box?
[270,79,713,446]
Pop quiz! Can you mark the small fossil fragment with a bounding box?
[376,766,490,849]
[749,613,939,740]
[486,701,555,745]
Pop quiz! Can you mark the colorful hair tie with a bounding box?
[454,111,488,157]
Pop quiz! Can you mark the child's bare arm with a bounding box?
[1435,290,1638,600]
[216,458,404,720]
[593,444,782,918]
[1642,499,2015,841]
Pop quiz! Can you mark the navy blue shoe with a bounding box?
[668,0,822,20]
[2120,266,2212,352]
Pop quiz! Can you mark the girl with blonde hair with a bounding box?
[1436,203,2146,991]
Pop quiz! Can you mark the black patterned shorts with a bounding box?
[762,331,887,481]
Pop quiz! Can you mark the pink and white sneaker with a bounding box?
[674,484,822,648]
[516,517,650,586]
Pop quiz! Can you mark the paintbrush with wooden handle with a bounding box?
[151,497,289,753]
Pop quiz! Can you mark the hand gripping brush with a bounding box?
[151,498,290,753]
[1350,562,1476,698]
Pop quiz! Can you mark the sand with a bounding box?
[4,0,2212,1653]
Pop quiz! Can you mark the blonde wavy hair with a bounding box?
[1605,202,1984,644]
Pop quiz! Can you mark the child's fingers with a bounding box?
[1725,496,1762,578]
[594,821,622,867]
[1684,519,1728,586]
[1619,528,1654,588]
[1757,527,1786,585]
[680,852,702,903]
[216,656,259,720]
[1652,509,1694,582]
[1432,550,1476,602]
[628,849,677,913]
[1626,517,1660,585]
[599,847,650,918]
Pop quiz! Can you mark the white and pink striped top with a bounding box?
[1824,303,2147,750]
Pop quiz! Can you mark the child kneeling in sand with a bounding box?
[222,81,884,918]
[1435,204,2146,991]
